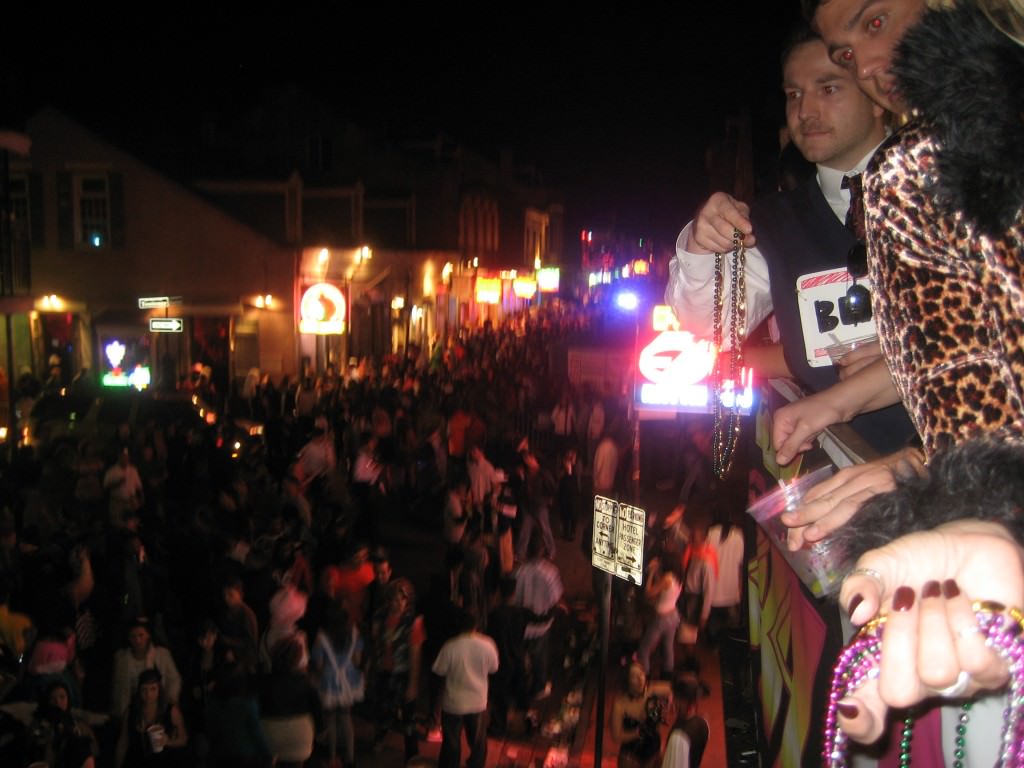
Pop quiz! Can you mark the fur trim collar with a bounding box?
[894,1,1024,235]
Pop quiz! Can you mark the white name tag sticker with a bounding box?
[796,268,879,368]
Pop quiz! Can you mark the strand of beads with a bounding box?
[823,617,885,767]
[975,603,1024,766]
[952,701,971,768]
[823,603,1024,768]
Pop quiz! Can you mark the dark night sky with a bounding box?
[4,2,805,249]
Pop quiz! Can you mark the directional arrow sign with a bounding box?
[149,317,183,333]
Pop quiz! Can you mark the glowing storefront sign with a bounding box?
[635,330,755,414]
[512,278,537,300]
[103,366,152,391]
[102,341,151,389]
[475,277,501,305]
[299,282,346,335]
[537,267,560,293]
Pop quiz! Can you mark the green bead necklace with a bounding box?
[898,702,972,767]
[952,701,972,768]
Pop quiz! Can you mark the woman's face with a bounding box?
[139,681,160,704]
[48,686,70,711]
[627,664,647,695]
[391,590,410,613]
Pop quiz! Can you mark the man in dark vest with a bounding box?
[664,22,916,457]
[662,674,710,767]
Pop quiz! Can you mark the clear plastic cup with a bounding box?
[746,465,852,597]
[824,334,878,364]
[147,724,167,753]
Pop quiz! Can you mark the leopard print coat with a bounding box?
[866,122,1024,457]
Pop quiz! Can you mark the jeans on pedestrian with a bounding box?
[637,609,681,676]
[438,709,488,768]
[515,504,556,561]
[525,631,552,697]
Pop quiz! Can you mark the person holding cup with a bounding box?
[114,666,189,767]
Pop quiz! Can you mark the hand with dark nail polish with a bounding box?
[837,701,859,719]
[892,586,915,611]
[921,580,940,599]
[847,593,863,618]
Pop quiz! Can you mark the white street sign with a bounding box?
[592,495,618,575]
[615,502,646,584]
[138,295,183,309]
[149,317,183,333]
[592,495,646,585]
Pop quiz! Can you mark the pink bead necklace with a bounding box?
[823,602,1024,767]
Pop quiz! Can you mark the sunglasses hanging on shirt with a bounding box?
[841,241,872,325]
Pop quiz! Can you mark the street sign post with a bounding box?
[591,495,646,585]
[149,318,183,333]
[591,494,646,768]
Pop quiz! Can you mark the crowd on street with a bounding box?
[0,303,744,768]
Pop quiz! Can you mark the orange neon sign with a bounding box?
[299,282,346,335]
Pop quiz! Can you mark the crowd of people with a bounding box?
[0,304,739,768]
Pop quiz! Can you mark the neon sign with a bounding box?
[299,283,346,335]
[512,278,537,299]
[475,277,501,304]
[537,267,560,293]
[635,330,755,414]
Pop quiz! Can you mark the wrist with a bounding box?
[684,228,712,256]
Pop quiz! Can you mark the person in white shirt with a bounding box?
[103,446,143,527]
[466,445,503,534]
[110,616,182,722]
[706,519,745,642]
[664,22,916,458]
[431,608,499,768]
[592,428,620,497]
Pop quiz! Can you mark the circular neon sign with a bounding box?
[299,283,346,335]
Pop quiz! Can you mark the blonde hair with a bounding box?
[928,0,1024,45]
[981,0,1024,45]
